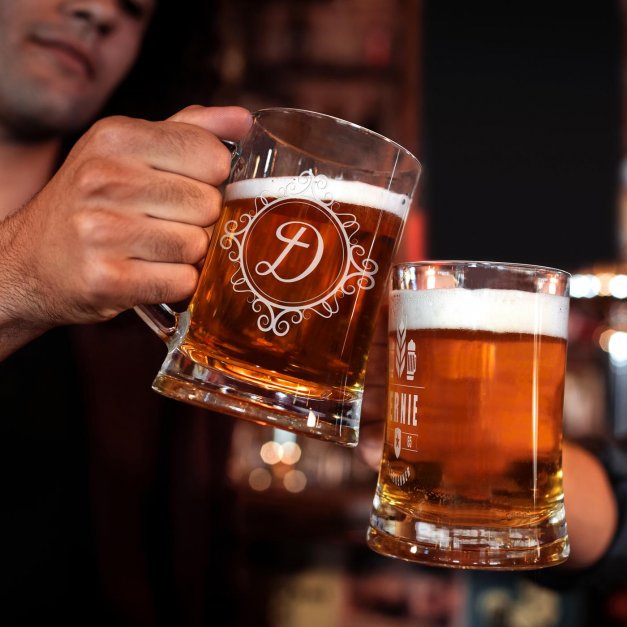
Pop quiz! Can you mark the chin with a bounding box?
[1,81,104,141]
[6,97,101,140]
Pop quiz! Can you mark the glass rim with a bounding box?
[253,107,421,172]
[393,259,571,279]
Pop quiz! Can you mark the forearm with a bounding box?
[562,440,619,569]
[0,211,50,360]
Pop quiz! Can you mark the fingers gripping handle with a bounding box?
[135,139,239,342]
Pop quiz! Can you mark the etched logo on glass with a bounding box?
[390,315,422,461]
[220,170,379,336]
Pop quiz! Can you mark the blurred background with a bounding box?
[78,1,626,625]
[178,1,626,626]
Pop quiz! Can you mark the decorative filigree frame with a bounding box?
[220,170,379,336]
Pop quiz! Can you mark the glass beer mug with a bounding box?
[367,261,571,569]
[137,108,421,446]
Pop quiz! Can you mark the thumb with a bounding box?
[168,105,252,141]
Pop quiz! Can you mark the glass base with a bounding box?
[367,492,570,570]
[152,347,361,447]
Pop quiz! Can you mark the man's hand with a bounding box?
[0,105,252,358]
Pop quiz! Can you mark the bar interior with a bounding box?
[1,1,625,625]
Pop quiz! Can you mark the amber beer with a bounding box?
[183,175,407,420]
[139,108,420,446]
[368,270,571,569]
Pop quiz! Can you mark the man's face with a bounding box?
[0,0,155,139]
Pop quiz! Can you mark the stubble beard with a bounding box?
[0,67,104,143]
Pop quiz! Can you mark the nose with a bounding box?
[60,0,122,37]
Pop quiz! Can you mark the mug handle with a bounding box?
[135,303,178,342]
[133,139,241,342]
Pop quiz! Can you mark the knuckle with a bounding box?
[179,104,205,116]
[87,115,135,149]
[72,208,120,245]
[73,156,123,196]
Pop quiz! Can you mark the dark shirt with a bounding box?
[531,442,627,593]
[0,312,238,626]
[585,443,627,585]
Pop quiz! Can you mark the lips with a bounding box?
[28,32,96,80]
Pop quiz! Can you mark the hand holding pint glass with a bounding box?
[367,261,570,569]
[137,109,421,446]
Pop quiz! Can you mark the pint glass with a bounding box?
[138,109,421,446]
[367,261,570,568]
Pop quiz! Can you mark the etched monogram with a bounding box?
[255,221,324,284]
[220,170,379,336]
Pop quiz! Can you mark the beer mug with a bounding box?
[367,261,571,569]
[137,108,421,446]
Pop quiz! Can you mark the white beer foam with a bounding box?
[389,288,569,339]
[225,176,410,218]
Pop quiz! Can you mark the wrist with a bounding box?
[0,211,53,359]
